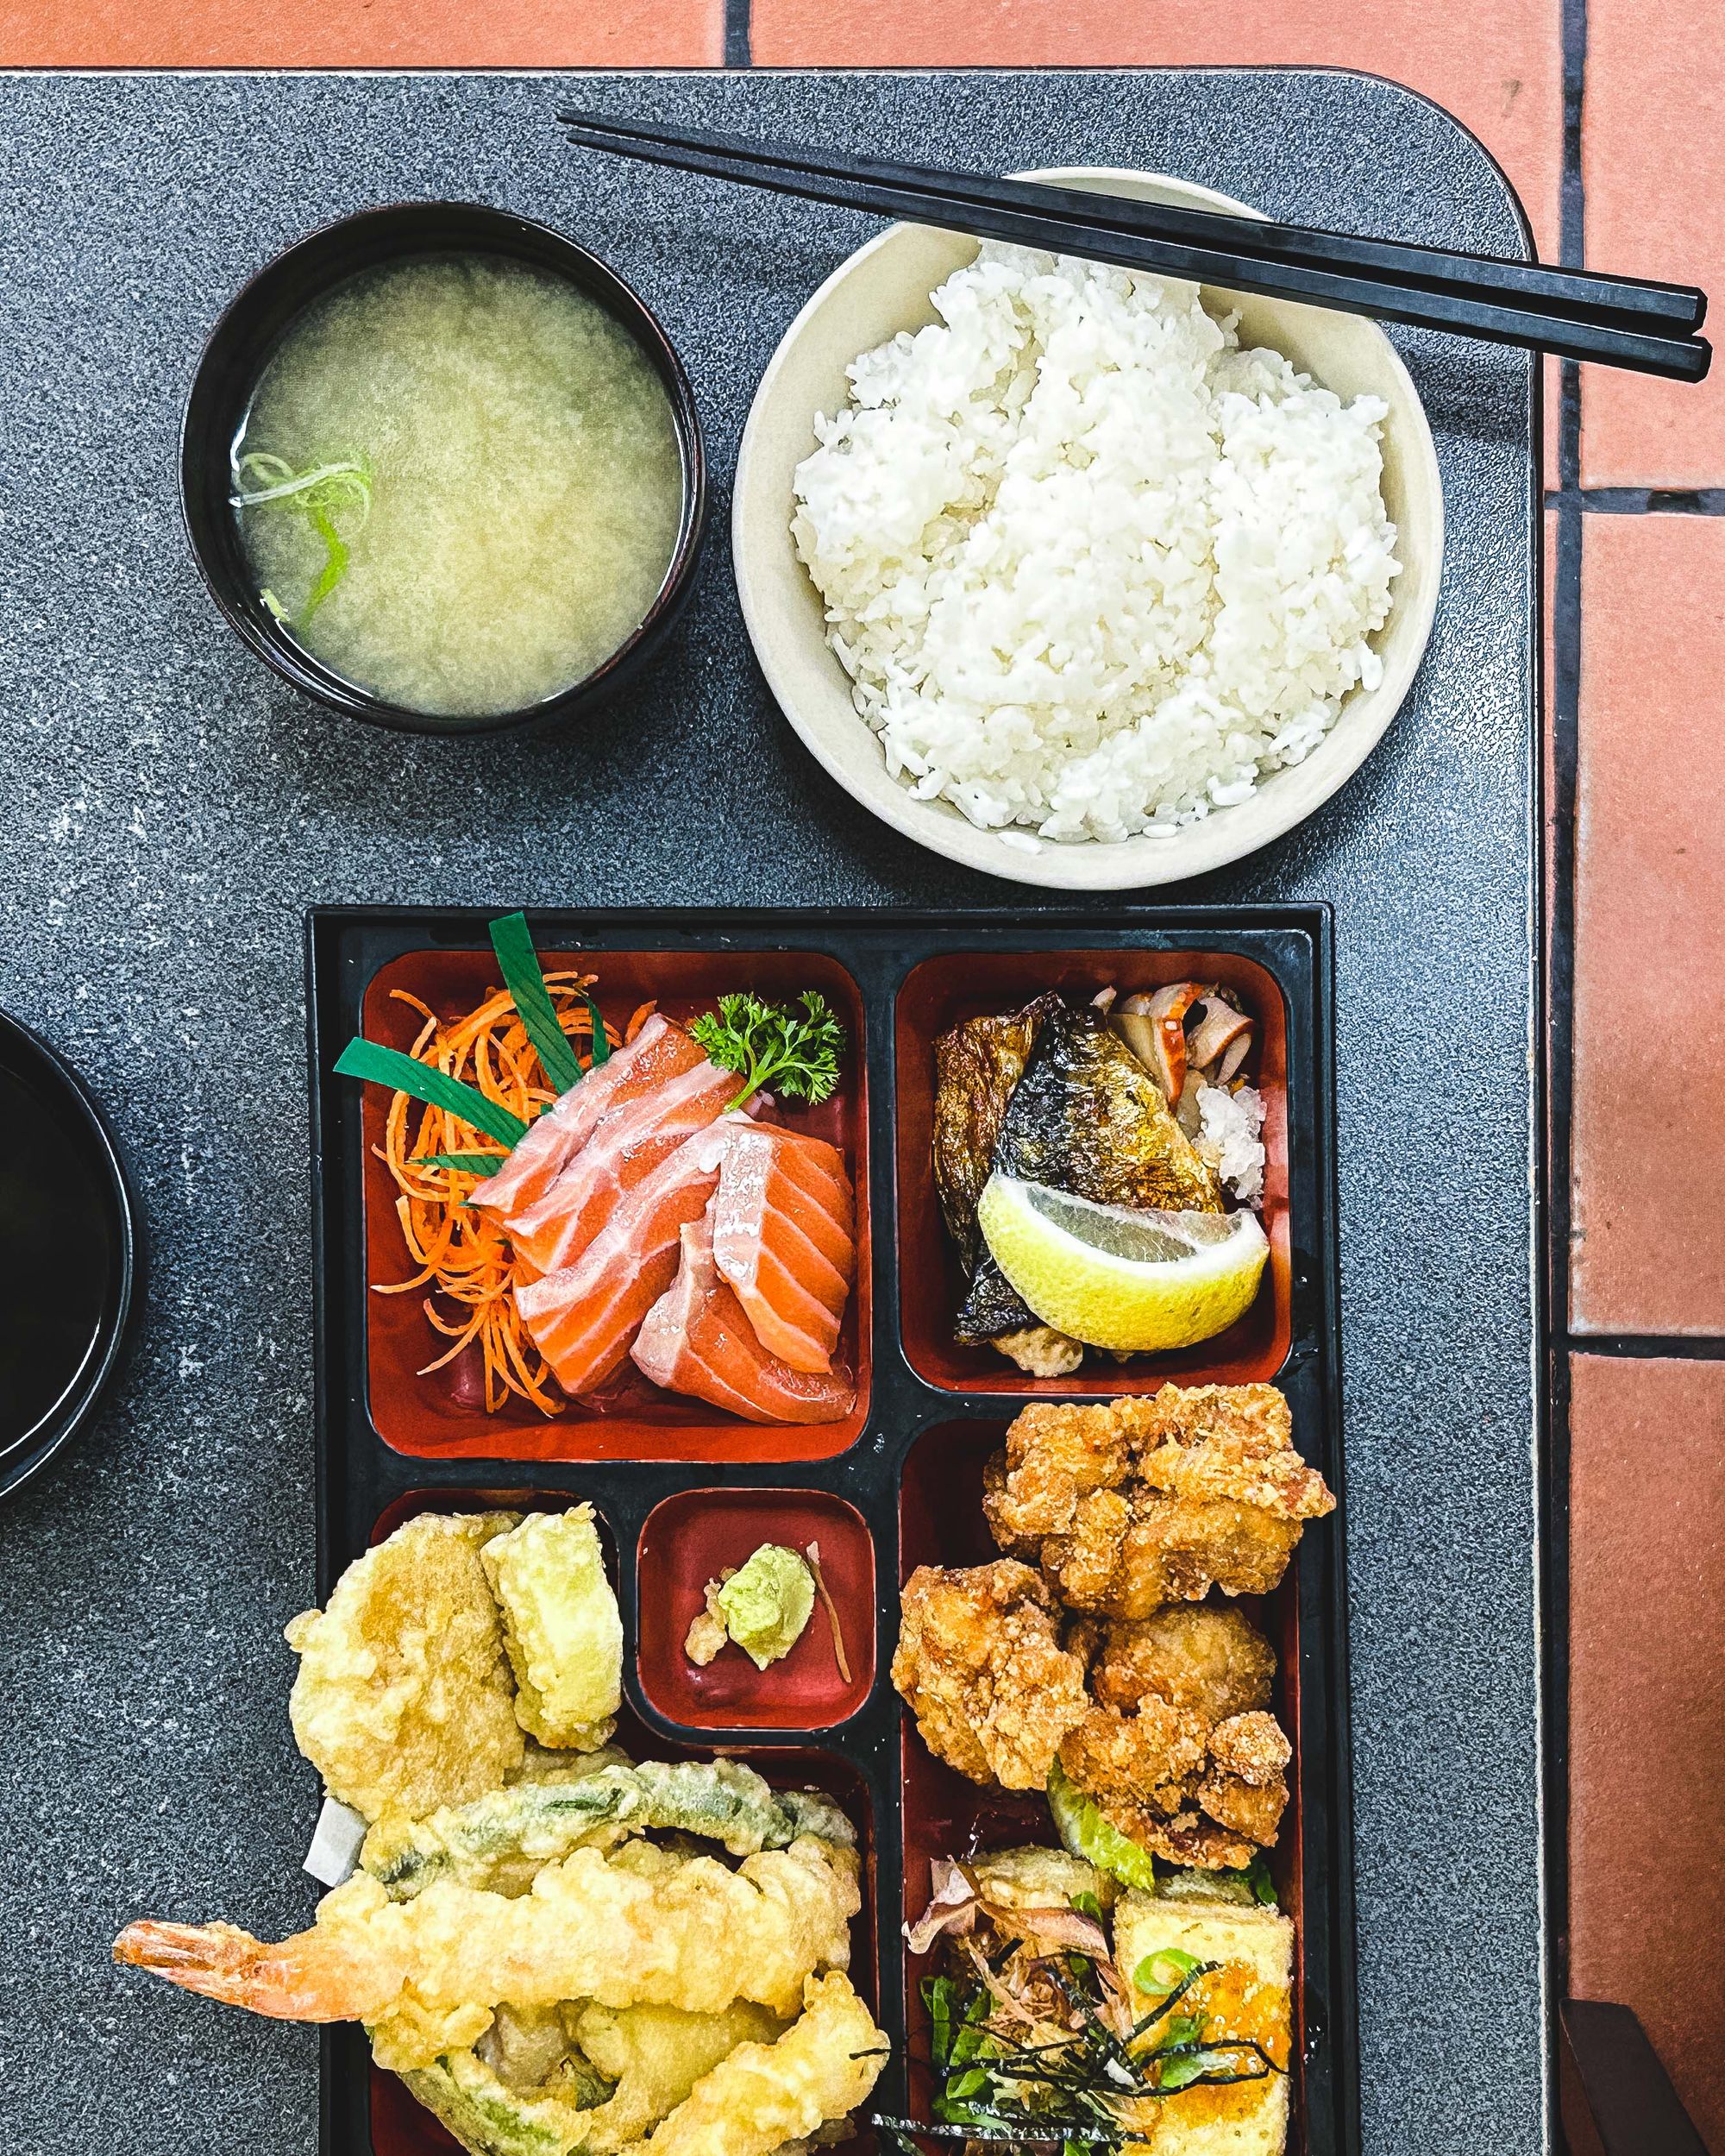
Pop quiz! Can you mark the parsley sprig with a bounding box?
[690,991,847,1111]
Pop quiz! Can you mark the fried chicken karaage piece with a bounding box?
[1200,1711,1294,1845]
[1058,1700,1293,1870]
[1088,1605,1277,1722]
[983,1386,1334,1617]
[891,1561,1088,1788]
[1057,1602,1293,1870]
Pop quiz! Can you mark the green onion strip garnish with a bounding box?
[333,1039,528,1152]
[487,910,586,1097]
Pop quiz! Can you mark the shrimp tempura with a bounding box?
[115,1835,859,2035]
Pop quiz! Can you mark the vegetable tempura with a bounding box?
[483,1506,623,1751]
[286,1510,524,1822]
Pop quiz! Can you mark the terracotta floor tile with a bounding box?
[752,0,1562,259]
[0,0,722,66]
[1571,514,1725,1332]
[1568,1354,1725,2147]
[1580,0,1724,487]
[1544,356,1565,494]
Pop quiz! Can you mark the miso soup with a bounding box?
[232,253,685,719]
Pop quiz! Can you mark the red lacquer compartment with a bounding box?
[894,948,1293,1397]
[637,1487,875,1731]
[356,944,871,1463]
[366,1735,879,2156]
[896,1421,1306,2130]
[366,1483,621,1548]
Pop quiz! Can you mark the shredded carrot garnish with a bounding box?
[805,1541,853,1685]
[370,971,617,1416]
[624,1000,656,1044]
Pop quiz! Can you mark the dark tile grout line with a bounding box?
[724,0,751,70]
[1544,110,1725,2153]
[1546,14,1725,2105]
[1569,1333,1725,1358]
[1546,487,1725,512]
[1546,0,1588,2089]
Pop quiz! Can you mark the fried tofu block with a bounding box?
[1114,1890,1294,2156]
[481,1506,623,1751]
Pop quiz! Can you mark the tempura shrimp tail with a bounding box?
[113,1919,361,2023]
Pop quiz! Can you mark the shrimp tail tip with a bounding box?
[113,1919,250,1981]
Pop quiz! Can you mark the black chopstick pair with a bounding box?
[561,110,1710,382]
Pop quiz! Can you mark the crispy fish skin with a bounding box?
[932,993,1062,1270]
[285,1512,524,1824]
[952,1003,1221,1346]
[991,1003,1221,1215]
[951,1252,1044,1349]
[114,1835,860,2030]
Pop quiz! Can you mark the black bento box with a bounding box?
[306,904,1355,2156]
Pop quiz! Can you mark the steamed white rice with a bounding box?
[1195,1083,1268,1207]
[791,244,1401,844]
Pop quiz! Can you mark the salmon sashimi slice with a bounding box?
[504,1052,745,1276]
[632,1216,856,1425]
[513,1117,742,1397]
[708,1125,856,1374]
[469,1015,706,1224]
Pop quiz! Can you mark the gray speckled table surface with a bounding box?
[0,67,1541,2156]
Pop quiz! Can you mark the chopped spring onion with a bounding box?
[231,451,372,624]
[1134,1948,1202,1996]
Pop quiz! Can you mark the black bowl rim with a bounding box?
[0,1009,140,1500]
[179,198,709,739]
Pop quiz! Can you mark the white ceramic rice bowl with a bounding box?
[732,167,1444,891]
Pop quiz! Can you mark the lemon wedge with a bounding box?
[975,1173,1269,1353]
